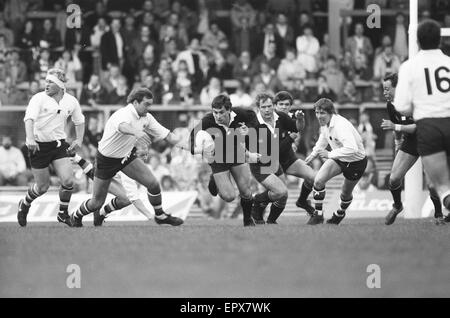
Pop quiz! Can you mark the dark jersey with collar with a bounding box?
[189,107,259,164]
[387,101,416,137]
[254,111,299,167]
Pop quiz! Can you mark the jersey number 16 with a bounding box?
[424,67,450,95]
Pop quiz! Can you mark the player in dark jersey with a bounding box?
[250,92,316,224]
[380,73,444,225]
[189,94,261,226]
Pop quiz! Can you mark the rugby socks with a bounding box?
[389,180,403,209]
[23,184,42,207]
[297,181,313,204]
[313,186,325,216]
[100,197,120,216]
[337,195,353,216]
[59,184,73,215]
[73,154,94,179]
[148,190,163,216]
[267,196,287,223]
[254,190,276,204]
[240,195,254,221]
[428,187,442,218]
[74,199,95,219]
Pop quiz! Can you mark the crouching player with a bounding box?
[305,98,367,225]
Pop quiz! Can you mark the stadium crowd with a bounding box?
[1,0,450,218]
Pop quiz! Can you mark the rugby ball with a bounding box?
[195,130,215,153]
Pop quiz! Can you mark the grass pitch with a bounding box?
[1,216,449,298]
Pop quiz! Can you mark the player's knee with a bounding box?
[273,187,288,201]
[36,182,50,194]
[389,177,402,190]
[220,192,235,202]
[147,181,161,194]
[313,179,326,190]
[60,178,73,189]
[276,194,288,208]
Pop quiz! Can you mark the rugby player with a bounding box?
[394,19,450,221]
[18,68,85,227]
[70,88,183,227]
[380,73,443,225]
[305,98,367,225]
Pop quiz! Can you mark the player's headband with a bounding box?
[45,74,65,89]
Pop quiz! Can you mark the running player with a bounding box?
[70,88,183,227]
[189,94,261,226]
[251,92,315,224]
[18,68,85,227]
[380,73,443,225]
[394,19,450,220]
[305,98,368,225]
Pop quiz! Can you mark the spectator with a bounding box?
[160,37,180,62]
[101,63,122,93]
[313,74,337,101]
[373,45,401,82]
[3,0,28,38]
[266,0,297,24]
[108,76,129,105]
[173,37,208,94]
[256,22,285,59]
[253,41,281,73]
[54,48,82,85]
[320,55,346,99]
[200,77,223,106]
[24,80,40,102]
[229,79,253,108]
[345,23,374,66]
[80,74,108,106]
[230,0,257,33]
[160,69,178,105]
[351,54,373,81]
[252,61,283,93]
[38,18,62,49]
[339,80,362,104]
[0,35,10,63]
[196,169,227,219]
[295,10,314,38]
[232,16,256,57]
[201,21,227,51]
[207,50,233,81]
[161,175,178,191]
[122,14,138,47]
[358,110,376,158]
[0,17,15,47]
[387,12,408,61]
[90,17,109,49]
[138,72,163,104]
[83,116,103,158]
[168,0,197,37]
[85,1,109,29]
[30,48,52,83]
[196,0,211,36]
[250,81,273,102]
[175,60,194,106]
[100,18,125,70]
[137,44,159,76]
[317,33,331,71]
[277,47,306,90]
[127,25,157,74]
[232,51,253,88]
[133,69,151,90]
[4,49,28,85]
[159,12,189,50]
[296,24,320,75]
[216,39,238,67]
[17,20,38,51]
[0,76,26,105]
[291,78,308,102]
[0,136,30,186]
[374,34,392,58]
[275,13,295,54]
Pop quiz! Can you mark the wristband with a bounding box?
[394,124,401,132]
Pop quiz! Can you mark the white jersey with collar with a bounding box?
[23,91,85,142]
[394,49,450,120]
[311,114,366,162]
[98,104,170,158]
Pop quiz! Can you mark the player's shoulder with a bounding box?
[276,110,293,121]
[63,92,81,106]
[232,106,257,119]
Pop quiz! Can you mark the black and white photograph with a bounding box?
[1,0,450,302]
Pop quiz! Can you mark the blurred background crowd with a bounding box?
[1,0,449,218]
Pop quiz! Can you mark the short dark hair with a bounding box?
[255,92,274,108]
[274,91,293,105]
[126,87,153,104]
[314,98,336,114]
[417,19,441,50]
[383,73,398,88]
[211,94,232,110]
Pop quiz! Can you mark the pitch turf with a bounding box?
[1,216,449,298]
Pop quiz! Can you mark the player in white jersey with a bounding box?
[70,88,183,227]
[305,98,368,225]
[394,19,450,216]
[17,68,85,227]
